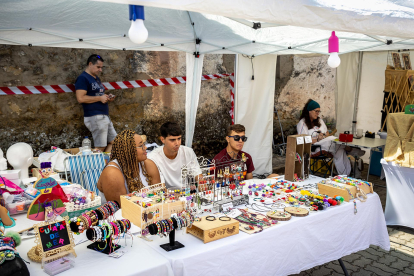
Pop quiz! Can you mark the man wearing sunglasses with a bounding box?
[75,54,117,153]
[213,124,255,179]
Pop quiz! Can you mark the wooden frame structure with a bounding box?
[382,69,414,131]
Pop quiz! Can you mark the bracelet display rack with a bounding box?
[160,219,184,252]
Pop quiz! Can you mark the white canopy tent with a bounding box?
[2,0,414,174]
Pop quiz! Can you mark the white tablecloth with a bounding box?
[9,212,174,276]
[382,159,414,229]
[144,177,390,276]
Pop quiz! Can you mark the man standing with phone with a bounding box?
[75,54,116,152]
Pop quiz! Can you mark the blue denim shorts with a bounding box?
[84,115,117,148]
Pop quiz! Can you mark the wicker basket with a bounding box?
[64,196,101,218]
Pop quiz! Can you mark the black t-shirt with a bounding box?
[75,71,108,117]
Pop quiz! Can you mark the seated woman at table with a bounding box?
[97,129,161,206]
[297,99,365,176]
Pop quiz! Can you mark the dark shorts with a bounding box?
[84,115,117,148]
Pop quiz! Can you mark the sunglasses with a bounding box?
[228,135,248,142]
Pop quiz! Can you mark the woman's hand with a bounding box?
[318,133,325,141]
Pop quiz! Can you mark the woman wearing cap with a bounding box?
[97,129,161,205]
[297,99,364,176]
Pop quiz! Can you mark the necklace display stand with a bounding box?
[87,238,121,255]
[160,219,184,252]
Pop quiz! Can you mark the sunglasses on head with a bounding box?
[228,135,248,142]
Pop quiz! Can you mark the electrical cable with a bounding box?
[242,54,255,80]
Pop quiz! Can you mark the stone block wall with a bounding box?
[0,45,336,159]
[274,54,336,147]
[0,45,234,158]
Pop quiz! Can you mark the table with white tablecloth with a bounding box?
[10,212,174,276]
[143,176,390,276]
[382,159,414,230]
[7,175,389,276]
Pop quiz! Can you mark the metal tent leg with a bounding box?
[338,258,349,276]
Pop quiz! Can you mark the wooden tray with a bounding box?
[186,217,239,243]
[318,183,357,202]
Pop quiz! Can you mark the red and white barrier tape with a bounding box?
[0,73,233,96]
[229,75,235,124]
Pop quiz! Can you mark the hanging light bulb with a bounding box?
[327,31,340,68]
[128,5,148,44]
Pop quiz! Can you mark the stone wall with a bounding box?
[274,54,336,146]
[0,45,336,159]
[0,45,234,158]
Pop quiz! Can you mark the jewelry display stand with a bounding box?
[284,134,311,181]
[212,154,249,209]
[87,238,121,255]
[160,219,185,252]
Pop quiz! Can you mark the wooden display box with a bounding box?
[120,195,185,229]
[285,134,312,181]
[318,182,373,202]
[186,217,239,243]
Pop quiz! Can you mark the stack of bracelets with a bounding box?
[85,219,132,251]
[69,201,120,234]
[85,219,131,242]
[142,211,194,237]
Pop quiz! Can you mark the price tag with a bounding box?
[226,209,242,218]
[304,136,312,143]
[221,202,234,213]
[142,198,152,203]
[296,137,304,145]
[108,249,128,258]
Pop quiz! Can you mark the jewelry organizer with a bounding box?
[186,216,239,244]
[284,134,312,181]
[213,154,249,211]
[181,155,250,214]
[121,183,185,229]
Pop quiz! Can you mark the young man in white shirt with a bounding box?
[148,122,201,189]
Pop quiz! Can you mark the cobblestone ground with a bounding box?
[285,161,414,276]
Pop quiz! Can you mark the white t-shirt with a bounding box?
[297,118,328,138]
[148,145,201,189]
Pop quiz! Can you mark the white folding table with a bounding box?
[332,137,386,180]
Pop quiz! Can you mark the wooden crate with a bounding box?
[318,181,373,202]
[318,183,357,202]
[121,195,185,229]
[186,217,239,243]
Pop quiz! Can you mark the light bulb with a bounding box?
[128,19,148,44]
[327,52,341,68]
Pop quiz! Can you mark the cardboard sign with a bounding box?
[38,220,70,252]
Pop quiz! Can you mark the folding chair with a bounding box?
[310,145,335,178]
[64,154,105,194]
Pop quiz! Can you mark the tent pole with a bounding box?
[352,51,363,136]
[234,54,238,123]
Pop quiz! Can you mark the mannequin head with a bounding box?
[6,143,34,179]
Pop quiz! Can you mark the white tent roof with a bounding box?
[2,0,414,56]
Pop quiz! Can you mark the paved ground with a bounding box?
[271,154,414,276]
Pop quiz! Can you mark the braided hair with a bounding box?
[110,129,152,192]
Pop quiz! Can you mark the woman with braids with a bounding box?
[97,129,161,205]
